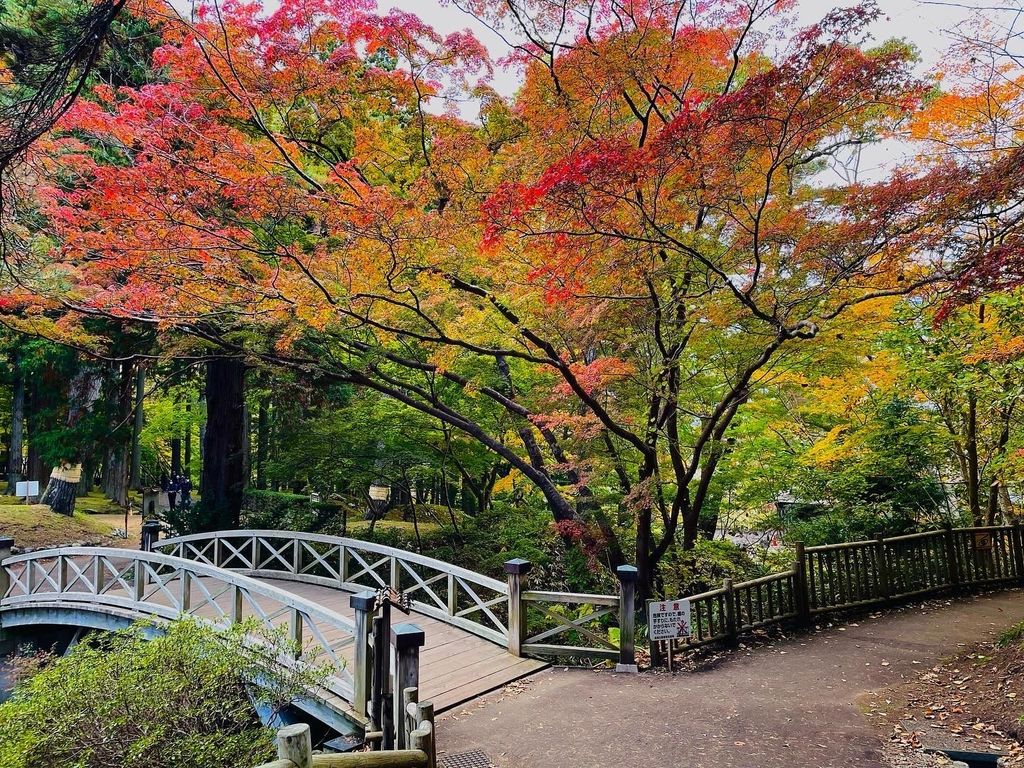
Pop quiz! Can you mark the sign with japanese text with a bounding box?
[648,599,692,641]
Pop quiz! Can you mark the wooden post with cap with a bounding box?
[350,590,376,720]
[392,623,425,750]
[504,558,531,657]
[615,564,638,672]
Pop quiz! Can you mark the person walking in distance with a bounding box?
[167,473,178,512]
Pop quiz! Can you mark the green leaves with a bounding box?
[0,618,329,768]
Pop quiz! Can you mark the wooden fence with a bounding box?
[679,524,1024,650]
[254,686,436,768]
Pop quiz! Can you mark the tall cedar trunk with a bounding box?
[184,400,192,474]
[41,366,102,516]
[42,470,79,515]
[102,361,132,506]
[129,363,144,489]
[77,455,95,497]
[26,369,56,486]
[199,358,247,530]
[7,351,24,493]
[255,396,269,490]
[197,393,206,488]
[170,438,181,475]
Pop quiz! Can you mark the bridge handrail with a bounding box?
[158,530,510,647]
[0,547,358,709]
[159,530,507,592]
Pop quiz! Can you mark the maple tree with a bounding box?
[909,6,1024,313]
[15,0,1022,593]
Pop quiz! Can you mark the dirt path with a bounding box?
[437,591,1024,768]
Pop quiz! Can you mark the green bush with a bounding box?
[660,539,768,597]
[0,618,328,768]
[241,489,351,532]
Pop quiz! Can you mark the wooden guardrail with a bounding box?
[677,523,1024,652]
[0,546,359,706]
[255,685,436,768]
[160,531,641,669]
[159,531,510,647]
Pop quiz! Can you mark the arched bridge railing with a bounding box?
[158,531,511,647]
[0,547,358,710]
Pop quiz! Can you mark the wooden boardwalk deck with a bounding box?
[260,578,548,713]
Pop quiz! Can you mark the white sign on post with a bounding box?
[15,480,39,500]
[648,598,692,641]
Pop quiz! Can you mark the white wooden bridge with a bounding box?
[0,531,638,728]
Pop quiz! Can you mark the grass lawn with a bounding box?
[0,504,126,549]
[347,519,442,534]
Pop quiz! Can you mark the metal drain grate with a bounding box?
[440,748,495,768]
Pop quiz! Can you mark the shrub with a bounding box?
[0,618,328,768]
[241,489,352,532]
[660,539,768,597]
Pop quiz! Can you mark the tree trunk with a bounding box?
[41,365,102,516]
[129,363,144,489]
[41,465,81,515]
[198,393,206,489]
[102,361,133,507]
[184,400,192,474]
[7,351,24,493]
[199,358,247,530]
[170,438,181,475]
[256,396,269,490]
[26,373,54,485]
[966,391,982,525]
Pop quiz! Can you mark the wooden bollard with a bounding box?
[392,623,425,749]
[504,558,531,657]
[275,723,312,768]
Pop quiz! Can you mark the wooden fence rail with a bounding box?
[673,523,1024,653]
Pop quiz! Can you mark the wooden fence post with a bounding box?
[350,590,376,720]
[275,723,312,768]
[723,578,738,646]
[615,565,638,673]
[133,556,146,602]
[1012,521,1024,581]
[392,623,425,750]
[793,541,810,625]
[416,701,437,768]
[943,524,961,590]
[0,537,13,599]
[874,533,891,600]
[504,558,531,657]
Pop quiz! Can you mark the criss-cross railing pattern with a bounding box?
[159,531,511,646]
[521,590,620,661]
[0,547,358,705]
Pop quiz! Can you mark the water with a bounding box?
[0,655,15,703]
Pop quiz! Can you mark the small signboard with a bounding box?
[648,598,692,641]
[15,480,39,499]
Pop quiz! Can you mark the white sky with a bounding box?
[385,0,979,85]
[383,0,984,178]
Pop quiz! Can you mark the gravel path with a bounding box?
[437,591,1024,768]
